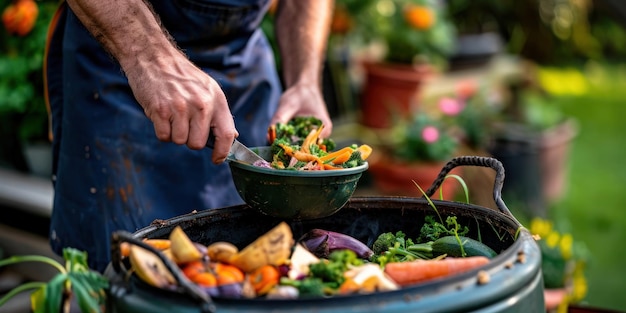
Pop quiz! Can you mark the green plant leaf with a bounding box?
[42,274,67,313]
[64,248,90,273]
[0,281,44,308]
[69,273,108,313]
[30,284,46,313]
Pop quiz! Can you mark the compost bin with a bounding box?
[104,156,545,313]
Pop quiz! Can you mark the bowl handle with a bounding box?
[423,156,519,225]
[110,231,217,313]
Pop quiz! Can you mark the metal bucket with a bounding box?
[104,156,545,313]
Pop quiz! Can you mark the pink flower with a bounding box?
[421,126,439,143]
[438,97,465,116]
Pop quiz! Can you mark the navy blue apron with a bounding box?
[45,0,279,272]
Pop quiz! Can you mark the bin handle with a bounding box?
[110,231,217,313]
[423,156,519,226]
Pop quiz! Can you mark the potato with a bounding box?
[229,222,294,273]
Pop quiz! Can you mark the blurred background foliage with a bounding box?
[0,0,58,143]
[333,0,626,66]
[1,0,626,311]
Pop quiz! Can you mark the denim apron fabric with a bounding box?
[45,0,278,272]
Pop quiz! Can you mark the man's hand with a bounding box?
[125,55,238,164]
[270,83,332,138]
[66,0,237,164]
[272,0,334,138]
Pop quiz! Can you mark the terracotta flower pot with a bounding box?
[539,118,579,203]
[359,62,435,129]
[368,155,460,199]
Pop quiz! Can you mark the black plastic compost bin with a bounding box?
[104,156,545,313]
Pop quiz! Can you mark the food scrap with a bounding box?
[121,215,498,300]
[265,117,372,171]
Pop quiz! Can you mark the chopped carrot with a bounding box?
[301,125,324,154]
[120,239,171,257]
[323,163,344,170]
[248,265,280,296]
[279,144,323,164]
[356,144,373,160]
[212,263,245,283]
[319,147,354,164]
[338,278,360,294]
[267,124,277,144]
[384,256,490,286]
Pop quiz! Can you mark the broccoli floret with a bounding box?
[306,250,363,290]
[418,215,470,242]
[342,150,365,168]
[279,277,333,297]
[320,138,336,151]
[419,215,448,242]
[328,248,364,267]
[370,231,432,266]
[371,232,397,255]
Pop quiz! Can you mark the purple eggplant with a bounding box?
[298,229,374,259]
[202,283,244,299]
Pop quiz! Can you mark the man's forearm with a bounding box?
[274,0,333,88]
[66,0,183,74]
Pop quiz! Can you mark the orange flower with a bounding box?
[403,5,435,30]
[2,0,39,36]
[330,5,353,35]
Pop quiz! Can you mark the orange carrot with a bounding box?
[319,147,354,164]
[120,239,171,257]
[267,124,277,144]
[356,144,373,160]
[279,143,323,164]
[384,256,490,286]
[323,163,343,170]
[301,125,324,154]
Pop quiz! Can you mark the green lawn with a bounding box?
[543,61,626,311]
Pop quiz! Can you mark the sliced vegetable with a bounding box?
[248,265,281,296]
[319,146,354,164]
[229,222,294,273]
[128,244,176,289]
[206,241,239,263]
[279,143,324,165]
[299,229,374,259]
[339,263,399,294]
[301,125,324,154]
[355,144,373,160]
[266,117,368,170]
[120,238,171,257]
[384,256,490,286]
[213,262,245,284]
[169,226,204,264]
[288,243,320,280]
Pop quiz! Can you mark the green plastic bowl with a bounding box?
[228,146,368,220]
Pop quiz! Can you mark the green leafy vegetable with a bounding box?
[309,250,364,289]
[0,248,108,313]
[273,116,335,151]
[279,249,364,297]
[370,231,433,267]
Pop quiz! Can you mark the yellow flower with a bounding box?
[530,217,552,238]
[559,233,573,260]
[570,262,588,302]
[546,231,560,249]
